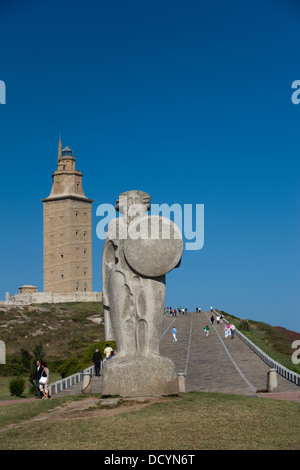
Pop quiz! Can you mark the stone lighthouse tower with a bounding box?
[41,136,93,293]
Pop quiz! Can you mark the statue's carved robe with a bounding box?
[102,216,166,358]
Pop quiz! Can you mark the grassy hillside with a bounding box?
[0,302,105,363]
[217,310,300,374]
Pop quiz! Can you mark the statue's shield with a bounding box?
[124,215,183,277]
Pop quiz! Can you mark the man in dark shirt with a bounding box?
[33,360,43,398]
[93,349,102,376]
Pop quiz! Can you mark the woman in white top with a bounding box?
[39,362,50,399]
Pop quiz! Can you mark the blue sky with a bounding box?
[0,0,299,332]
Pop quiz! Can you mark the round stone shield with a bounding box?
[124,215,183,277]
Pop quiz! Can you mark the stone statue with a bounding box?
[101,190,183,397]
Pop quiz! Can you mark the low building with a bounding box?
[19,285,38,295]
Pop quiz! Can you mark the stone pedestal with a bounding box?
[82,372,92,394]
[101,355,178,397]
[178,373,186,393]
[267,368,278,392]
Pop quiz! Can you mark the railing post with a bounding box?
[82,372,92,394]
[267,368,278,392]
[178,373,186,393]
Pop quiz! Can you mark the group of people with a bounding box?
[33,361,50,399]
[92,344,116,376]
[168,306,237,342]
[165,306,188,317]
[32,344,117,400]
[204,316,236,339]
[224,323,236,339]
[210,313,224,325]
[196,306,215,313]
[167,306,221,315]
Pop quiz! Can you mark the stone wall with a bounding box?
[0,291,102,306]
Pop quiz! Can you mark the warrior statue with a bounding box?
[101,190,183,396]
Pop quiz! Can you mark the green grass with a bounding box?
[0,396,71,430]
[0,392,299,450]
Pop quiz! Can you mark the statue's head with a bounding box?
[116,190,151,219]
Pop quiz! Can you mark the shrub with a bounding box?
[32,343,45,363]
[57,358,81,378]
[239,319,251,331]
[9,377,25,397]
[0,355,28,376]
[20,348,32,372]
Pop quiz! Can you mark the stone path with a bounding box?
[160,311,300,398]
[52,375,102,398]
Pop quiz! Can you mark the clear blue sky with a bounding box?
[0,0,299,332]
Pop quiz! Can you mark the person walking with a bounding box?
[104,344,113,360]
[224,324,231,339]
[204,325,210,337]
[93,348,102,376]
[210,315,214,325]
[172,326,177,342]
[230,324,236,339]
[39,362,50,400]
[107,350,116,360]
[33,360,43,398]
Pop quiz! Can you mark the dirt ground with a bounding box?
[0,396,172,433]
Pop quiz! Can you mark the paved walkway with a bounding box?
[160,311,300,399]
